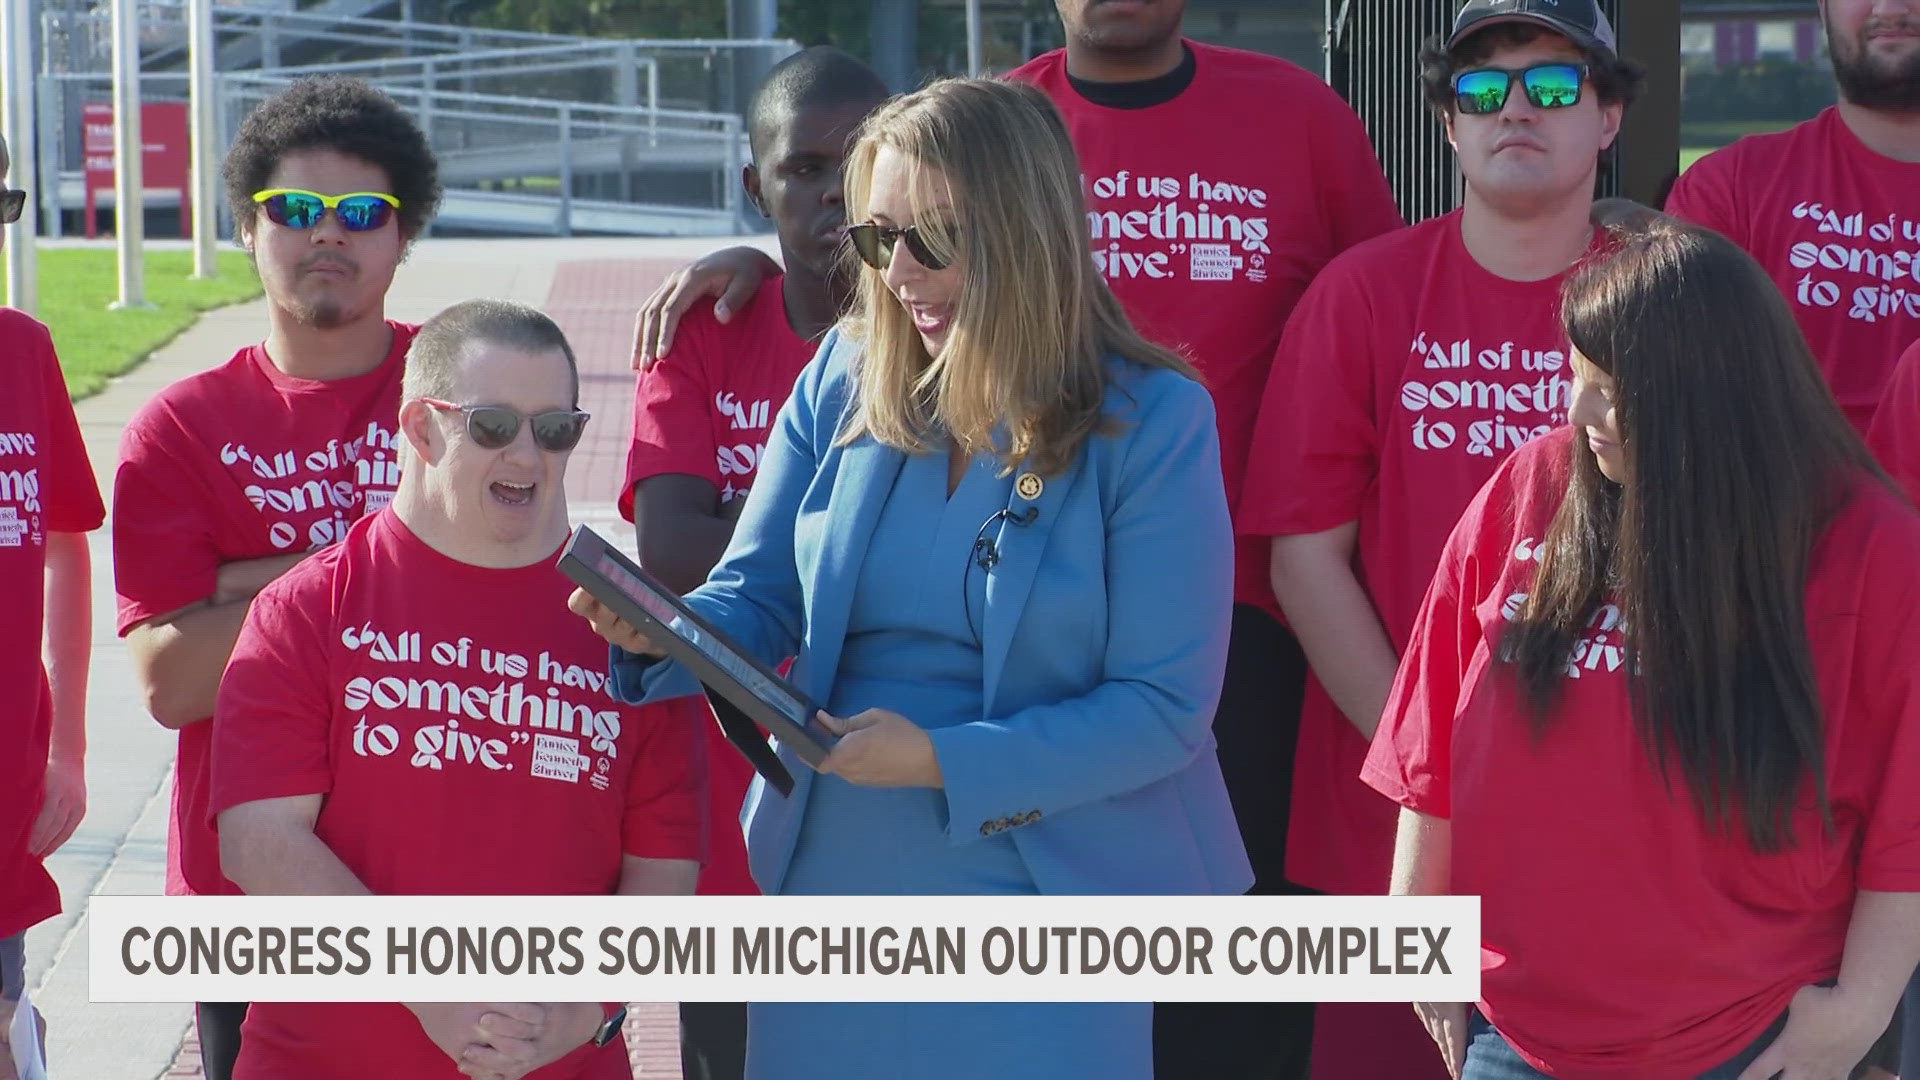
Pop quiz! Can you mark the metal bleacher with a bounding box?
[35,0,799,237]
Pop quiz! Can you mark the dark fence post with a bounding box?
[1617,1,1681,208]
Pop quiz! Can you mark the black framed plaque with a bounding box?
[558,525,829,796]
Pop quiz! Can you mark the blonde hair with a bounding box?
[838,78,1196,476]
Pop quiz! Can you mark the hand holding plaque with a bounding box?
[558,525,831,797]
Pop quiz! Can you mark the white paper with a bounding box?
[7,988,46,1080]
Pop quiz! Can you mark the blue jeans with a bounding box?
[0,933,23,1001]
[1900,963,1918,1079]
[1461,1009,1786,1080]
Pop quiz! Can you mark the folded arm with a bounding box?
[127,552,309,728]
[218,795,371,895]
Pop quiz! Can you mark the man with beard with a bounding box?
[618,47,888,1080]
[629,13,1401,1071]
[111,76,439,1080]
[1666,0,1920,432]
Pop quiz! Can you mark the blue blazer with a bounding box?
[611,330,1252,897]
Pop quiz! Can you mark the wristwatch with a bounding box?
[592,1003,627,1047]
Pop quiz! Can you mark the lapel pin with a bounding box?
[1015,472,1043,501]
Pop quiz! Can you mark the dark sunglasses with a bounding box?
[847,221,958,272]
[252,188,400,232]
[1453,62,1588,115]
[1,188,24,225]
[420,399,591,452]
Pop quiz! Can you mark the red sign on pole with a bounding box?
[83,101,192,239]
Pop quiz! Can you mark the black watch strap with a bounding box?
[593,1003,627,1047]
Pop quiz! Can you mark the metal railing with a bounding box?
[43,2,599,75]
[34,69,751,238]
[29,2,795,237]
[252,37,799,118]
[43,2,796,106]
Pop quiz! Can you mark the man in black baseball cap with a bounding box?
[1447,0,1617,58]
[1241,2,1640,1073]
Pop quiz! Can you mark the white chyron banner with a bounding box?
[89,895,1479,1004]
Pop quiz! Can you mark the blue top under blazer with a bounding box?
[608,328,1253,898]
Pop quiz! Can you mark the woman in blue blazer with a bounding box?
[576,78,1250,1079]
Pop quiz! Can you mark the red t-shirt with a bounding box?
[112,323,415,896]
[622,275,815,897]
[1239,211,1589,895]
[1364,427,1920,1079]
[1008,41,1403,612]
[1869,338,1920,501]
[0,309,105,939]
[1666,107,1920,432]
[211,509,705,1080]
[619,273,814,520]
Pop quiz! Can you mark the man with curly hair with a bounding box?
[110,75,440,1080]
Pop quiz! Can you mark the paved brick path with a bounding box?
[159,1002,683,1078]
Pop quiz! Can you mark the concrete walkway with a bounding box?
[20,234,775,1079]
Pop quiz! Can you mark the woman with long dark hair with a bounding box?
[1367,221,1920,1080]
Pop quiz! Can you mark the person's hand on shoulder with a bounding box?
[631,247,783,370]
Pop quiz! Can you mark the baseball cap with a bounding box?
[1448,0,1619,60]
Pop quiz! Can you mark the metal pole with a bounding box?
[614,42,636,203]
[110,0,149,309]
[188,0,217,277]
[647,59,659,148]
[2,0,38,314]
[966,0,983,76]
[37,74,60,241]
[557,104,573,237]
[1615,0,1680,207]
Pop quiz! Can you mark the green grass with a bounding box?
[34,249,262,400]
[1679,118,1806,175]
[1679,118,1801,144]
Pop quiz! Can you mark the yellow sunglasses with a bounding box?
[251,189,401,232]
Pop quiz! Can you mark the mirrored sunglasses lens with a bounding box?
[268,193,325,229]
[529,412,586,452]
[1,191,23,224]
[336,196,392,231]
[1524,65,1583,108]
[1455,71,1511,114]
[465,407,521,448]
